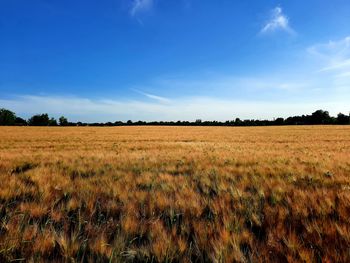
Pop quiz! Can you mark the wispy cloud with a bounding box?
[260,7,295,35]
[1,94,347,122]
[132,89,171,103]
[336,71,350,78]
[150,75,310,95]
[130,0,154,17]
[308,37,350,58]
[319,59,350,72]
[309,36,350,73]
[307,36,350,96]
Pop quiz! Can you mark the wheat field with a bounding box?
[0,126,349,262]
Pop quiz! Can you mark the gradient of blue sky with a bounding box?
[1,0,350,121]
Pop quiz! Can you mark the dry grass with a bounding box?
[0,126,350,262]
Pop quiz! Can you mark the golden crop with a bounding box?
[0,126,349,262]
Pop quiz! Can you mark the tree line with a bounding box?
[0,109,69,126]
[0,108,349,126]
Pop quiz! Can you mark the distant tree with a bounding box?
[49,118,58,126]
[135,121,146,125]
[15,117,27,126]
[234,118,243,126]
[310,110,332,124]
[274,118,285,125]
[337,113,350,125]
[59,116,68,126]
[0,108,16,125]
[1,107,348,127]
[285,116,303,125]
[244,119,256,126]
[28,114,50,126]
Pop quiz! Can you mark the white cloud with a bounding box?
[4,35,350,122]
[336,71,350,78]
[132,89,171,103]
[319,59,350,72]
[130,0,154,17]
[150,75,310,94]
[308,36,350,96]
[260,7,295,35]
[1,95,348,122]
[309,36,350,74]
[308,37,350,58]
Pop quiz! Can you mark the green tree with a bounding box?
[49,118,58,126]
[274,118,285,125]
[337,113,350,125]
[0,108,16,125]
[234,118,243,126]
[310,110,332,124]
[59,116,68,126]
[15,117,27,126]
[28,114,50,126]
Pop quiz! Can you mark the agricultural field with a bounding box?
[0,126,350,262]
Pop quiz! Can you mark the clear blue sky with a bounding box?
[1,0,350,121]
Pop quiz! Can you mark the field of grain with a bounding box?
[0,126,349,262]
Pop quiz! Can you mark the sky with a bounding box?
[1,0,350,122]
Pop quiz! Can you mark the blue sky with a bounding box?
[1,0,350,121]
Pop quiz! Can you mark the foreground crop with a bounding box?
[0,126,349,262]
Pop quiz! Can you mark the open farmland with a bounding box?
[0,126,350,262]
